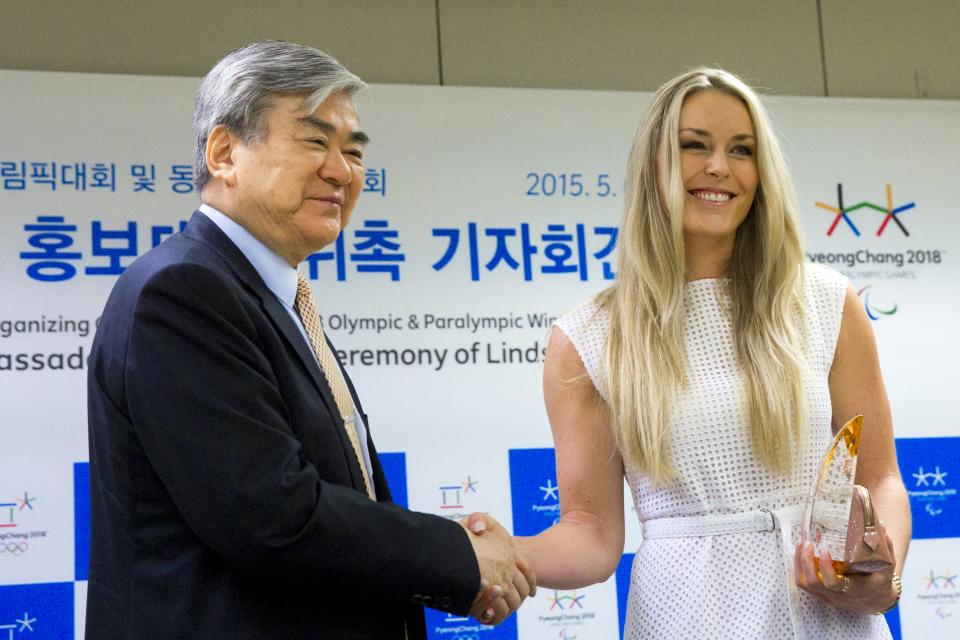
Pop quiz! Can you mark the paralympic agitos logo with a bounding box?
[816,183,916,237]
[857,285,897,321]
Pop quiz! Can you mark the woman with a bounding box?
[516,68,910,638]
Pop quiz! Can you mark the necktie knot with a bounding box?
[295,273,312,304]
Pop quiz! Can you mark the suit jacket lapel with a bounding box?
[259,296,371,495]
[182,211,369,493]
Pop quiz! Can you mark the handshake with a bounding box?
[459,512,536,625]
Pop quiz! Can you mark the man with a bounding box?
[86,41,531,639]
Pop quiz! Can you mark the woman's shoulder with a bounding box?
[551,293,612,403]
[803,262,849,292]
[555,293,611,340]
[801,263,850,362]
[803,262,851,312]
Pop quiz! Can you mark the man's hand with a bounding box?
[459,512,536,625]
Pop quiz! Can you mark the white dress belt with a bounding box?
[640,504,806,539]
[642,509,777,538]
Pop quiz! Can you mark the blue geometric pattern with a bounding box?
[508,448,560,536]
[379,452,408,508]
[895,437,960,539]
[73,462,90,582]
[615,553,634,639]
[0,582,73,640]
[884,602,901,640]
[424,607,518,640]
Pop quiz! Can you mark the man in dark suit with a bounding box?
[86,41,532,639]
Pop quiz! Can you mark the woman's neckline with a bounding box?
[685,277,730,285]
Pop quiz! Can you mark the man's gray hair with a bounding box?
[193,40,367,192]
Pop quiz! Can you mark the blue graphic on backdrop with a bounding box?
[425,608,518,640]
[379,452,408,508]
[508,448,560,536]
[884,602,901,640]
[895,437,959,538]
[74,462,90,581]
[0,582,72,639]
[615,553,634,639]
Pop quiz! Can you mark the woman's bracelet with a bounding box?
[875,573,902,615]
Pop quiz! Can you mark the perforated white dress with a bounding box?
[555,264,891,640]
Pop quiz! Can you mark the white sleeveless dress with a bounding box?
[555,264,892,640]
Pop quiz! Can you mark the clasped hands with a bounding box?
[458,512,536,625]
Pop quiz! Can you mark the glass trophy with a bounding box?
[802,414,862,575]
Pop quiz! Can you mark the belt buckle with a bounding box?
[758,508,777,532]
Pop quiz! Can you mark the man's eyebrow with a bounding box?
[296,114,371,145]
[679,127,756,141]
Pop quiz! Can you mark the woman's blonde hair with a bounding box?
[599,68,807,484]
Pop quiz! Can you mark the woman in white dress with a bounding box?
[512,68,911,638]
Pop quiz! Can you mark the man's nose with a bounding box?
[320,148,351,185]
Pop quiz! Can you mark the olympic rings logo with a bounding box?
[0,541,29,555]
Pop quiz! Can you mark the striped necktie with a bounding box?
[293,274,375,499]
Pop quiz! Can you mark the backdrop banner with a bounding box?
[0,69,956,639]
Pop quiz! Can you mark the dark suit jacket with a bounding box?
[86,211,480,639]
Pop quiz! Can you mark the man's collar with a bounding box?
[198,203,298,309]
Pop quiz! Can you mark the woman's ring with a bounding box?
[840,576,851,593]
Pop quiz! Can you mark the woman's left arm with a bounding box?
[796,283,911,613]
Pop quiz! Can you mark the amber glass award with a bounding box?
[803,415,893,575]
[803,415,862,574]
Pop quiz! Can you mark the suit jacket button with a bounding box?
[411,594,423,604]
[422,595,433,606]
[440,596,452,608]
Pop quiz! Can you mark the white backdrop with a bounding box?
[0,69,957,639]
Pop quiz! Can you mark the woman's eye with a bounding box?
[680,140,706,150]
[730,144,754,156]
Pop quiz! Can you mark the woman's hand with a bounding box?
[461,512,537,625]
[794,537,899,614]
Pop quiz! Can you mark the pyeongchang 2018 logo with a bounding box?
[0,612,36,637]
[0,491,39,558]
[539,590,594,626]
[534,479,560,524]
[807,181,946,285]
[509,449,560,536]
[436,474,480,520]
[816,183,916,237]
[916,568,959,617]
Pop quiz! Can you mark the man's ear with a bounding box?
[205,124,239,186]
